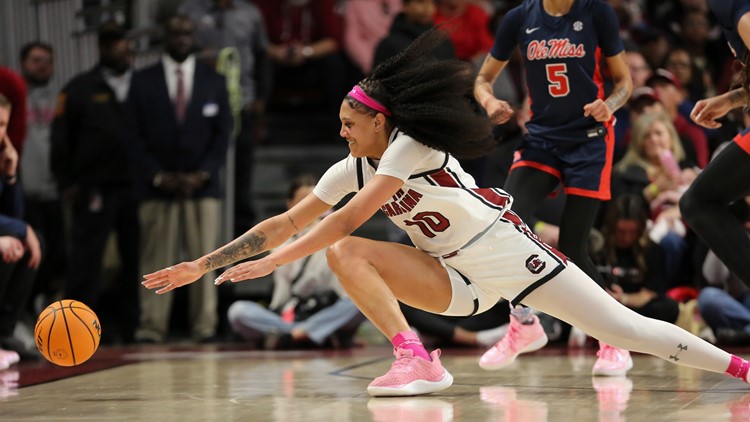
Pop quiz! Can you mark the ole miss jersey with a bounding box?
[708,0,750,59]
[491,0,623,143]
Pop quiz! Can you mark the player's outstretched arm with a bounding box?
[142,192,332,294]
[474,54,514,125]
[215,174,403,284]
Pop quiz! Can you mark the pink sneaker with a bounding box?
[479,314,548,370]
[367,349,453,397]
[592,342,633,376]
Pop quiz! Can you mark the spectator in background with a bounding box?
[0,93,42,364]
[127,15,231,343]
[665,47,715,105]
[373,0,455,68]
[0,68,27,154]
[255,0,346,115]
[19,42,65,311]
[434,0,494,64]
[647,69,709,168]
[613,49,654,162]
[344,0,401,76]
[593,194,679,324]
[612,112,699,287]
[50,21,139,344]
[227,175,364,349]
[638,27,671,72]
[179,0,271,236]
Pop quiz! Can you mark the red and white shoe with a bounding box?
[479,314,548,370]
[367,349,453,397]
[592,342,633,376]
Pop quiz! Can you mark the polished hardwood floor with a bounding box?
[2,344,749,421]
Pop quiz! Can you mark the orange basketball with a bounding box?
[34,300,101,366]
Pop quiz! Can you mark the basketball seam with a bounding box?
[45,309,56,362]
[68,306,98,351]
[58,300,77,366]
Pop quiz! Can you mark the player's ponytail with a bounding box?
[346,28,495,160]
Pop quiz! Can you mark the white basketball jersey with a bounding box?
[314,129,514,257]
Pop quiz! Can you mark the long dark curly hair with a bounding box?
[345,28,495,159]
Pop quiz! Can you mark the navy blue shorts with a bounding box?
[510,125,614,200]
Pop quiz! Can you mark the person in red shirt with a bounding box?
[434,0,494,63]
[0,68,27,154]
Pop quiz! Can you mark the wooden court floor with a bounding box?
[2,345,750,421]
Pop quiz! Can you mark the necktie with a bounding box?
[175,67,185,123]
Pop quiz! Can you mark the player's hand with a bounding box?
[484,98,514,125]
[214,257,277,285]
[142,261,205,294]
[24,225,42,269]
[690,96,732,129]
[583,99,612,122]
[0,236,24,263]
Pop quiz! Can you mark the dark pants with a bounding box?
[234,108,257,236]
[65,185,140,343]
[24,198,65,300]
[636,296,680,324]
[0,252,36,336]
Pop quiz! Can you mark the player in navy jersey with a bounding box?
[680,0,750,287]
[474,0,633,375]
[143,30,750,397]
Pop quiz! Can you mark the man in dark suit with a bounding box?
[51,22,139,344]
[127,15,231,343]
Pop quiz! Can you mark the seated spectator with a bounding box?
[665,46,715,105]
[227,175,365,349]
[626,87,699,166]
[612,112,699,286]
[255,0,346,114]
[593,194,679,324]
[373,0,455,68]
[434,0,494,64]
[646,69,709,168]
[343,0,401,76]
[0,94,42,365]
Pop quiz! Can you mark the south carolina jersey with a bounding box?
[313,129,513,257]
[490,0,623,143]
[708,0,750,59]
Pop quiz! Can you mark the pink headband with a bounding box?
[348,85,391,116]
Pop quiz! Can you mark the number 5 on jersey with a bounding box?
[545,63,570,97]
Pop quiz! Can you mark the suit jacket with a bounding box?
[126,59,231,199]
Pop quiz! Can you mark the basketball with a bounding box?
[34,300,102,366]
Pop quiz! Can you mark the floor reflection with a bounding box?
[592,377,633,422]
[367,397,454,422]
[0,369,19,400]
[480,386,549,422]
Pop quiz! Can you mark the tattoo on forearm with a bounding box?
[286,212,300,231]
[729,88,748,107]
[203,231,267,271]
[605,86,630,112]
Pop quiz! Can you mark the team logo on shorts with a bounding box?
[526,254,546,274]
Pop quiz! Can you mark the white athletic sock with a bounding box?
[476,323,509,347]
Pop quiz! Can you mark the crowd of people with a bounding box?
[1,0,750,388]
